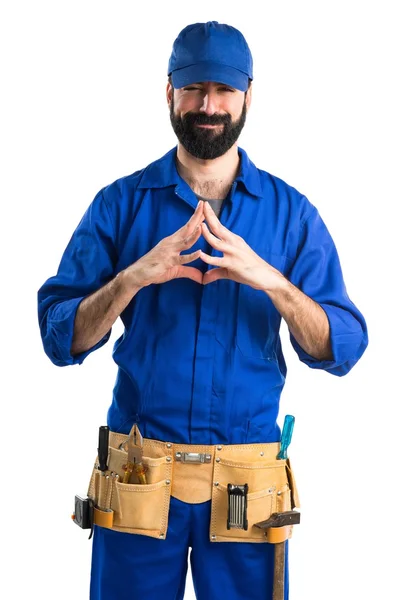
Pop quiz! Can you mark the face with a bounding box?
[168,81,251,160]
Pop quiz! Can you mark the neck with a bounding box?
[176,143,240,200]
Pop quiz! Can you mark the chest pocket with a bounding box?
[238,252,289,359]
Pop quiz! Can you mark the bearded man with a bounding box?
[38,21,368,600]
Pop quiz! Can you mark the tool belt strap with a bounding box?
[93,507,114,528]
[107,431,299,506]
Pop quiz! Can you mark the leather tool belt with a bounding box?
[87,430,300,543]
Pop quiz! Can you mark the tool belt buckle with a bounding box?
[175,452,212,464]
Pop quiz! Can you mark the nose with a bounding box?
[199,93,219,116]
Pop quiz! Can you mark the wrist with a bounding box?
[119,267,143,294]
[261,269,289,296]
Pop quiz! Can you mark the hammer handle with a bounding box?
[273,542,285,600]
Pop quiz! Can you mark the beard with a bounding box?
[169,96,247,160]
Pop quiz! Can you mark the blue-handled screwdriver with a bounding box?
[277,415,295,460]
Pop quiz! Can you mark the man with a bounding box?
[37,21,368,600]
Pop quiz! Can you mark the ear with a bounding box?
[166,81,173,107]
[245,82,252,110]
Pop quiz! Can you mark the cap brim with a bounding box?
[171,62,249,92]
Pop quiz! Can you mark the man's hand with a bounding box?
[199,201,285,292]
[125,201,205,288]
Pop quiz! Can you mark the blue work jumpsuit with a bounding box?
[37,146,368,599]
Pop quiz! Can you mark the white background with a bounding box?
[1,1,400,599]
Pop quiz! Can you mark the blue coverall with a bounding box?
[38,146,368,599]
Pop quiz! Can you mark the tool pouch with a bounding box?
[210,445,300,543]
[86,432,299,544]
[87,446,172,540]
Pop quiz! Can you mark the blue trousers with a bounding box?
[90,496,289,599]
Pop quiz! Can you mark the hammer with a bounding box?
[255,510,300,600]
[254,415,299,599]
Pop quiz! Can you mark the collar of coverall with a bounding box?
[137,146,264,199]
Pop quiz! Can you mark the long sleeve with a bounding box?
[287,205,368,376]
[37,190,117,366]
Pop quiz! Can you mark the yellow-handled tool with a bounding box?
[121,423,147,484]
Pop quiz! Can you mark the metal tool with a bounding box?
[97,425,109,471]
[255,511,301,600]
[175,452,211,463]
[121,423,147,484]
[227,483,248,530]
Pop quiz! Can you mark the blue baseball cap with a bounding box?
[168,21,253,92]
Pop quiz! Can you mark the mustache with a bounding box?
[182,112,232,127]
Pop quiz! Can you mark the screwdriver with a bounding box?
[277,415,295,460]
